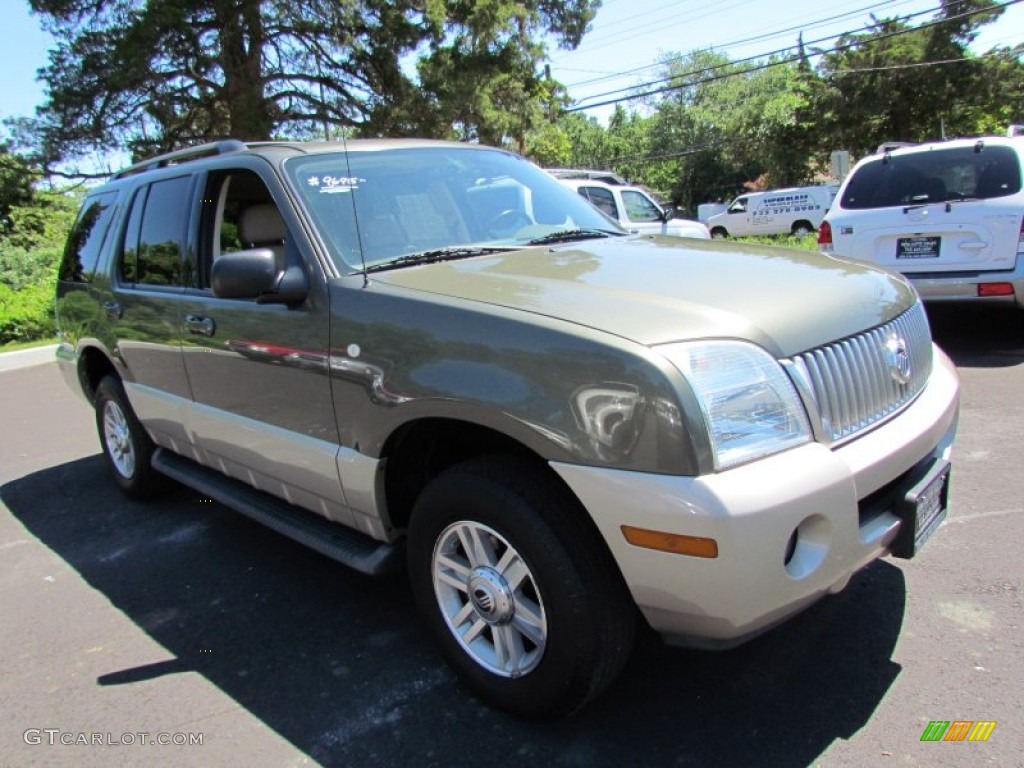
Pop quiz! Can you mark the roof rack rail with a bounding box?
[544,167,629,185]
[874,141,916,155]
[112,139,248,179]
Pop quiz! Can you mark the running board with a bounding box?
[152,448,401,575]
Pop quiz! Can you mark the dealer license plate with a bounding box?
[895,461,950,558]
[896,236,940,259]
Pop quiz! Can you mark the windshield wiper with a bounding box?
[364,246,511,273]
[525,228,623,246]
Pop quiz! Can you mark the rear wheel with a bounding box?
[407,456,636,718]
[791,221,814,236]
[94,375,166,499]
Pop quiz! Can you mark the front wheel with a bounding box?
[407,456,636,718]
[94,375,166,499]
[710,227,728,239]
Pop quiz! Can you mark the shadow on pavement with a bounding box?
[926,304,1024,369]
[3,455,906,767]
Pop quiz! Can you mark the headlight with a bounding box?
[659,340,811,471]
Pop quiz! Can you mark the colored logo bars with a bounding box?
[920,721,997,742]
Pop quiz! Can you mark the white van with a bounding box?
[820,136,1024,308]
[706,184,839,238]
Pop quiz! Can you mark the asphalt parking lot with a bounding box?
[1,303,1021,768]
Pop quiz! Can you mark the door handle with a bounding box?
[102,301,123,320]
[185,315,216,337]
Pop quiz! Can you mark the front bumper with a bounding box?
[551,346,959,649]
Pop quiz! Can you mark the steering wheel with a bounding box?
[487,209,532,234]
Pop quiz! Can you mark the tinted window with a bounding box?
[580,186,618,218]
[136,176,192,285]
[841,145,1022,210]
[59,191,118,282]
[120,188,146,284]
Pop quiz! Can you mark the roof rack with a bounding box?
[875,141,916,155]
[112,139,248,179]
[545,168,629,185]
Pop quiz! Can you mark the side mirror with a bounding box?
[660,204,677,222]
[211,248,309,305]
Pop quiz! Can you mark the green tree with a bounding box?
[25,0,601,171]
[642,49,813,209]
[1,146,36,236]
[815,0,1006,156]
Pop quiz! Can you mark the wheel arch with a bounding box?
[382,417,541,533]
[77,344,119,405]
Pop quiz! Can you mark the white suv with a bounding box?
[551,172,710,239]
[820,135,1024,307]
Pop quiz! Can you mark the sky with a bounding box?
[1,0,1022,132]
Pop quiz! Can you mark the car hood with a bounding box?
[370,236,917,357]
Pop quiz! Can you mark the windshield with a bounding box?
[286,145,626,272]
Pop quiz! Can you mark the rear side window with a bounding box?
[579,186,618,218]
[120,175,194,286]
[59,191,118,282]
[841,145,1022,209]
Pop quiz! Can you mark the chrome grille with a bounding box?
[784,302,933,443]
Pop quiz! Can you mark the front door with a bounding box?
[179,163,348,522]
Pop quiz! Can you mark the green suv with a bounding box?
[55,139,960,718]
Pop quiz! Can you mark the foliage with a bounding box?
[0,146,78,343]
[1,148,37,233]
[26,0,601,169]
[732,234,820,252]
[0,280,56,344]
[814,0,1006,155]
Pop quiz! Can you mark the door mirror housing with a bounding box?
[211,248,309,305]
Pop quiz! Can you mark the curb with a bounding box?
[0,344,59,374]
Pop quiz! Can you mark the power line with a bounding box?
[570,2,953,106]
[561,0,924,89]
[567,0,1019,112]
[830,48,1007,74]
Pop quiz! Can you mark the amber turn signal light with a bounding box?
[621,525,719,558]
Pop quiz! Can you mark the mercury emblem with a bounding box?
[884,334,912,385]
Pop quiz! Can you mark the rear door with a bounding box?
[830,144,1023,274]
[112,173,196,449]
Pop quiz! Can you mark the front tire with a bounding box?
[407,456,636,719]
[710,227,728,239]
[94,375,166,499]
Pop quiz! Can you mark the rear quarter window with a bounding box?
[841,145,1022,209]
[59,191,119,282]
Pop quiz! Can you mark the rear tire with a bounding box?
[94,375,166,499]
[791,221,814,236]
[407,456,636,719]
